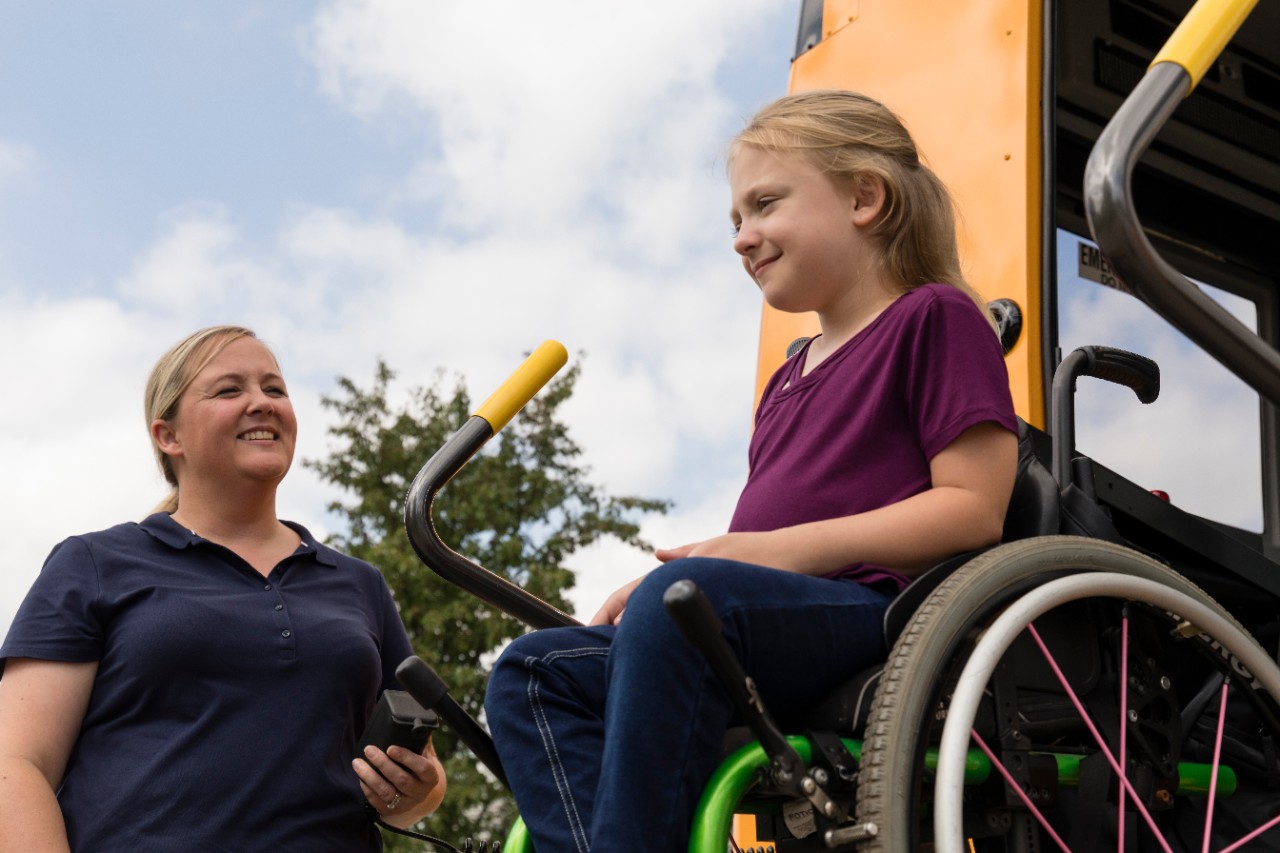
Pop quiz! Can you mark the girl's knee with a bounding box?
[621,558,741,636]
[489,629,571,699]
[487,626,612,693]
[632,558,744,611]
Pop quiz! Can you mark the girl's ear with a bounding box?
[849,174,887,227]
[151,419,183,459]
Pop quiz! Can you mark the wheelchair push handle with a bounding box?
[474,340,570,433]
[404,341,579,630]
[1051,345,1160,488]
[1074,345,1160,404]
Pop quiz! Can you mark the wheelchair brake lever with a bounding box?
[397,655,509,789]
[662,579,847,825]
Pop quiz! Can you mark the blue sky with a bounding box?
[1,0,800,635]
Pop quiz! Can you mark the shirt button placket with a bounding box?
[266,579,295,659]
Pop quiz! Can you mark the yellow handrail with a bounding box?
[1151,0,1257,89]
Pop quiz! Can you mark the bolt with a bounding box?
[1128,709,1139,722]
[813,768,829,786]
[1160,676,1172,690]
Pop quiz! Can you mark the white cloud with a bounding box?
[1,0,790,640]
[1059,281,1263,530]
[118,204,287,319]
[0,295,166,636]
[564,475,747,619]
[305,0,769,237]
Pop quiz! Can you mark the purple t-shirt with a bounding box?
[728,284,1017,592]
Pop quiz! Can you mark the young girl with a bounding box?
[484,90,1018,852]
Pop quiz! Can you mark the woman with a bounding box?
[0,326,445,852]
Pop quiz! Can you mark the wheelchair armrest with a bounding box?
[881,550,984,648]
[882,420,1059,648]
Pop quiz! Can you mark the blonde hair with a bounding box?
[732,89,989,316]
[144,325,258,514]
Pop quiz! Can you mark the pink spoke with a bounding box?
[970,729,1072,853]
[1219,812,1280,853]
[1026,623,1174,853]
[1203,682,1228,853]
[1119,610,1129,853]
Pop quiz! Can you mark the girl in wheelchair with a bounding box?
[484,89,1020,852]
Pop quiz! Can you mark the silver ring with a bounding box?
[387,793,402,810]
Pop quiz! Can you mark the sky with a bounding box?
[1,1,1268,642]
[0,0,798,637]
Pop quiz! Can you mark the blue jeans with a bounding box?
[484,558,893,853]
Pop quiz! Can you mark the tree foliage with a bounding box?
[306,359,669,849]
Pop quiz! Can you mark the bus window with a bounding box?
[1056,229,1263,532]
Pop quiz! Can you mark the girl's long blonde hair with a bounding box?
[732,89,988,317]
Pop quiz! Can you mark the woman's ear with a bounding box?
[151,419,183,459]
[849,174,887,227]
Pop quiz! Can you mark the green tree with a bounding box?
[307,358,669,850]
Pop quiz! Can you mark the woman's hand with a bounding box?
[354,738,446,828]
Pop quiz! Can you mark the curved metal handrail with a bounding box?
[1082,0,1280,406]
[402,341,580,630]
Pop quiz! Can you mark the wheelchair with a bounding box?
[393,11,1280,848]
[396,337,1280,853]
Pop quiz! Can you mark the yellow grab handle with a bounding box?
[473,340,569,434]
[1151,0,1256,90]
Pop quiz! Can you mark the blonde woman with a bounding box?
[0,326,445,852]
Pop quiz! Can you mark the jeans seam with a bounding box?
[526,646,608,853]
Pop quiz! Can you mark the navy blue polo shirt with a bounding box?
[1,513,413,853]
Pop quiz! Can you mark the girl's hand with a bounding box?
[588,575,646,626]
[354,738,446,827]
[657,532,790,570]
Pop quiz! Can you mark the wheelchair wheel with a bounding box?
[855,536,1280,853]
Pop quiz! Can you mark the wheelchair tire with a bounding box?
[854,536,1280,853]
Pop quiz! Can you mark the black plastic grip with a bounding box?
[662,580,805,791]
[396,656,452,708]
[1051,345,1162,488]
[663,578,726,642]
[396,656,508,788]
[1078,345,1161,404]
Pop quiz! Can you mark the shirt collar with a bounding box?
[140,513,339,568]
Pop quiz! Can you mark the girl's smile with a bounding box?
[728,145,896,343]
